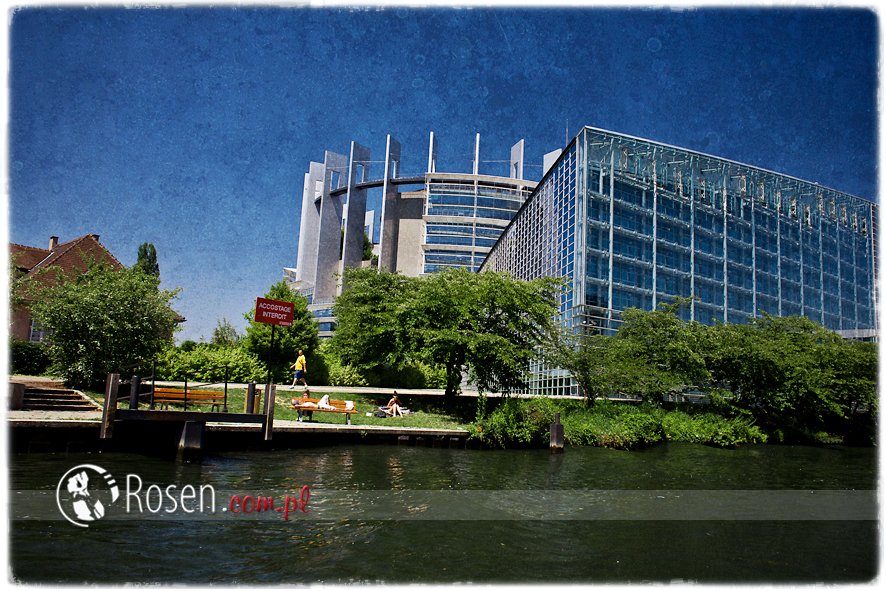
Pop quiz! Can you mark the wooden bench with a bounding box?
[291,397,359,424]
[151,388,227,411]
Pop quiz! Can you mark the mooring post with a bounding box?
[149,359,157,409]
[262,383,276,441]
[223,366,229,413]
[175,421,205,462]
[245,382,257,413]
[100,373,119,439]
[129,375,141,410]
[550,411,564,453]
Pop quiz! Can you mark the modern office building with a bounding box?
[289,132,557,338]
[481,126,879,396]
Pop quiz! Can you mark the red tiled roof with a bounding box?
[10,235,186,327]
[11,235,125,296]
[10,243,51,272]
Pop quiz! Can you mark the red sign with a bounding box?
[255,297,295,327]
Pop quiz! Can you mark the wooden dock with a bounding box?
[9,415,473,454]
[9,374,473,459]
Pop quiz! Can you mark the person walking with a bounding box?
[290,350,307,388]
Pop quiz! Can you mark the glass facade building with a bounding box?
[482,126,879,396]
[424,174,534,273]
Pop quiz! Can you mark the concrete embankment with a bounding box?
[9,414,472,457]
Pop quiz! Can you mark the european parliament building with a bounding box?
[289,133,558,337]
[481,127,879,396]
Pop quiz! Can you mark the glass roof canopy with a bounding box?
[580,126,875,235]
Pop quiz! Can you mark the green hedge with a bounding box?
[472,398,767,450]
[154,345,266,383]
[10,339,51,376]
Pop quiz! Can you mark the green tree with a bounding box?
[709,313,846,438]
[363,231,374,261]
[611,299,710,402]
[28,264,180,388]
[826,340,878,416]
[542,325,607,403]
[241,281,319,383]
[543,298,708,403]
[134,243,160,277]
[331,266,563,398]
[211,317,241,347]
[330,267,418,370]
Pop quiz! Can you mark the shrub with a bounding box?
[662,411,767,446]
[10,338,50,376]
[327,361,369,387]
[359,361,447,389]
[155,345,266,383]
[473,397,558,448]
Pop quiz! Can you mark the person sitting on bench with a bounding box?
[296,388,315,422]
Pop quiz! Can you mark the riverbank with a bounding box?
[9,375,874,453]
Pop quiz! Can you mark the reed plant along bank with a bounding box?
[470,396,770,450]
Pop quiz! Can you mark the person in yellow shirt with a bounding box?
[290,350,307,387]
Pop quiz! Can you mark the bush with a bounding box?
[29,265,180,389]
[327,360,369,387]
[10,338,51,376]
[562,405,663,450]
[471,398,767,451]
[360,362,447,389]
[155,345,266,383]
[473,397,559,448]
[661,410,767,446]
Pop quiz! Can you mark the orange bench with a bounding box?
[151,388,227,411]
[291,397,358,424]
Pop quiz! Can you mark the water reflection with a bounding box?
[9,442,878,584]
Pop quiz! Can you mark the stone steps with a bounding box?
[21,388,99,412]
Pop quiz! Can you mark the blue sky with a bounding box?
[7,4,878,343]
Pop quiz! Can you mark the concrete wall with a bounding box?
[395,190,426,277]
[378,135,402,272]
[340,142,371,288]
[510,139,524,180]
[314,151,348,300]
[296,161,325,287]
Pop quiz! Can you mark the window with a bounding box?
[29,319,51,344]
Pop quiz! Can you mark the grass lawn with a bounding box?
[83,386,471,431]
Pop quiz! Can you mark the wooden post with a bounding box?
[265,324,276,387]
[129,375,141,410]
[245,382,257,413]
[100,373,119,439]
[149,359,157,409]
[262,383,276,441]
[550,411,564,453]
[175,421,205,462]
[223,366,229,413]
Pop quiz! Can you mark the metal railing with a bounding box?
[117,359,232,412]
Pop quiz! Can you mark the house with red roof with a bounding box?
[10,234,124,342]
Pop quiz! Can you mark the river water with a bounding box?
[9,442,879,584]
